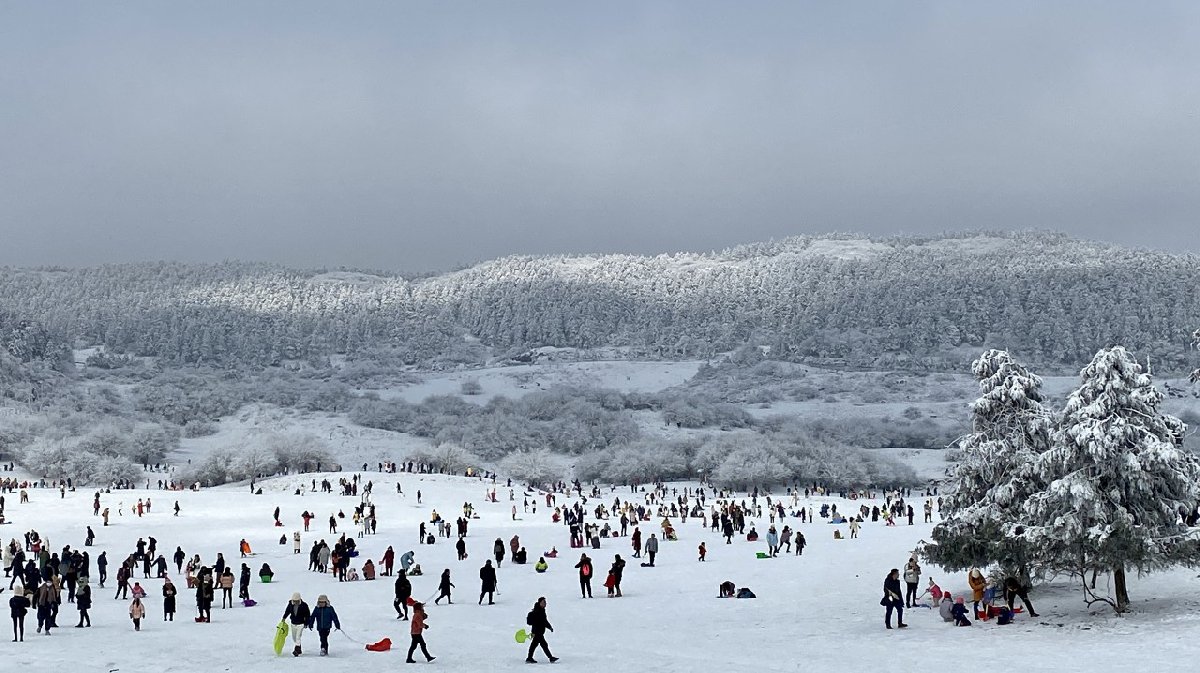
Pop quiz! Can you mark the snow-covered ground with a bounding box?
[4,473,1198,672]
[378,360,704,404]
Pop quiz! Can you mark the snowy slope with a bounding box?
[4,473,1198,672]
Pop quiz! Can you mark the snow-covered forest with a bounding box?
[2,232,1198,373]
[3,232,1200,496]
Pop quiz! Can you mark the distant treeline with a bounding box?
[1,232,1198,372]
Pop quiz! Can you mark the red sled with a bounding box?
[366,637,392,652]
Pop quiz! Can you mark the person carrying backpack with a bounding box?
[574,554,593,598]
[525,596,558,664]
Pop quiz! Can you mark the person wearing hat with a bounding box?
[406,601,435,663]
[9,588,31,641]
[162,577,177,621]
[282,592,312,656]
[74,576,92,627]
[307,594,340,657]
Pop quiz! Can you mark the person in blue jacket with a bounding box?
[950,597,972,626]
[306,594,341,656]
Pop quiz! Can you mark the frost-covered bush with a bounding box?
[499,449,565,486]
[264,433,334,473]
[182,421,218,438]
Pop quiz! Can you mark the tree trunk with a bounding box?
[1113,566,1129,613]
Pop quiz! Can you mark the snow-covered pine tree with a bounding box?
[1018,346,1200,613]
[1191,328,1200,383]
[925,349,1052,571]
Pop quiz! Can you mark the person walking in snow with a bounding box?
[434,569,454,605]
[10,588,31,641]
[74,577,92,627]
[645,534,659,566]
[282,592,311,656]
[493,538,505,567]
[479,560,497,605]
[394,569,412,620]
[129,596,145,631]
[882,568,907,629]
[524,597,558,664]
[307,594,340,656]
[406,602,435,663]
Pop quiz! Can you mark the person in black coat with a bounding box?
[479,560,497,605]
[10,590,31,641]
[75,578,92,627]
[525,597,558,664]
[162,579,177,621]
[434,569,454,605]
[574,554,593,598]
[882,568,907,629]
[195,567,213,622]
[1003,576,1039,618]
[97,552,108,588]
[394,569,412,620]
[608,555,625,597]
[493,538,505,567]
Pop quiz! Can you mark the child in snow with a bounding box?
[130,597,145,630]
[951,597,972,626]
[939,593,954,622]
[698,542,707,562]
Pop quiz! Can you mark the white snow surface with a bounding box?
[5,474,1199,672]
[380,360,704,404]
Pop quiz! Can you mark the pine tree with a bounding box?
[1019,346,1200,613]
[926,350,1052,571]
[1191,328,1200,383]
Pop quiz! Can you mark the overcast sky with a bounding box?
[2,2,1198,272]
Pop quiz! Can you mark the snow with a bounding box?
[5,474,1199,672]
[379,361,704,405]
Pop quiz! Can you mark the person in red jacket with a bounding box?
[381,547,395,576]
[406,602,435,663]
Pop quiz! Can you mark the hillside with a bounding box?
[0,232,1197,372]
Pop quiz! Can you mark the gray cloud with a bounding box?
[2,1,1198,271]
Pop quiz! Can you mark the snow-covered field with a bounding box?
[377,360,705,404]
[5,473,1199,672]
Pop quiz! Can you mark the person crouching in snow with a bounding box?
[951,597,972,626]
[282,593,311,656]
[306,594,340,656]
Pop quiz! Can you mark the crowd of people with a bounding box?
[3,466,1036,666]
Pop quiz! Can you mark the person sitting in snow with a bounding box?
[939,592,954,622]
[535,557,548,573]
[951,597,972,626]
